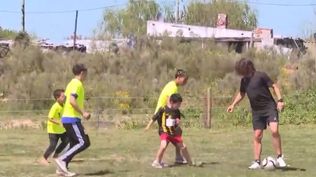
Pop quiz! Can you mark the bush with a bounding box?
[0,38,315,127]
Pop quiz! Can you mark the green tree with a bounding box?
[99,0,160,37]
[185,0,257,30]
[0,28,18,40]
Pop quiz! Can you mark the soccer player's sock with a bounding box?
[255,159,260,164]
[277,154,282,158]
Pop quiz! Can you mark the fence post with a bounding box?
[204,87,212,128]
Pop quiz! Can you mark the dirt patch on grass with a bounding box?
[0,119,42,129]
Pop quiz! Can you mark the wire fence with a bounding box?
[0,93,234,129]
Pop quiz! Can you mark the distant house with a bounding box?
[147,20,306,55]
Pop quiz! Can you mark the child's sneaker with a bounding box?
[151,160,163,168]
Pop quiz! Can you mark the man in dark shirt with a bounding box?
[227,58,286,169]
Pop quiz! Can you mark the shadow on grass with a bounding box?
[169,161,220,168]
[277,166,307,172]
[84,170,114,176]
[71,159,85,163]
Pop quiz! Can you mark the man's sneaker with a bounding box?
[151,160,163,168]
[248,161,261,170]
[276,155,287,168]
[55,158,68,173]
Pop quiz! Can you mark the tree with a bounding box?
[99,0,160,37]
[184,0,257,30]
[0,27,18,40]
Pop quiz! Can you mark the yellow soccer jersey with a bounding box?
[62,78,85,119]
[155,81,178,113]
[47,102,65,134]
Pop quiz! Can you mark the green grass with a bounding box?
[0,125,315,177]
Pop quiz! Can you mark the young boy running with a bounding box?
[39,89,68,167]
[55,64,91,176]
[146,93,193,168]
[154,69,188,164]
[227,58,287,169]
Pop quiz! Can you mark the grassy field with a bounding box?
[0,125,315,177]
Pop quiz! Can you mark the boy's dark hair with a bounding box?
[72,63,87,75]
[170,93,183,103]
[175,69,188,79]
[235,58,256,76]
[53,89,64,100]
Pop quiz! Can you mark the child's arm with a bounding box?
[145,120,154,130]
[70,95,83,115]
[70,95,90,119]
[48,118,61,125]
[145,108,162,130]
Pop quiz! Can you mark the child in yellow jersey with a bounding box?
[39,89,68,167]
[153,69,189,164]
[146,94,193,168]
[55,64,91,177]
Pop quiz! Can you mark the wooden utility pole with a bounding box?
[73,10,78,50]
[22,0,25,32]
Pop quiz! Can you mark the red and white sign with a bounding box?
[216,13,227,29]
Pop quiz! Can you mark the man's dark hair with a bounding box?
[235,58,256,76]
[175,69,188,79]
[170,93,183,103]
[72,63,87,75]
[53,89,64,100]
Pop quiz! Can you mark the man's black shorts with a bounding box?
[252,109,279,130]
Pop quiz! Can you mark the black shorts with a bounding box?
[252,109,279,130]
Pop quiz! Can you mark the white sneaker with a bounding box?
[160,161,169,168]
[175,159,188,164]
[56,169,64,176]
[151,160,163,168]
[276,155,287,168]
[55,158,68,173]
[63,171,77,177]
[248,161,261,170]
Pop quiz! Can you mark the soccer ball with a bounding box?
[261,156,277,170]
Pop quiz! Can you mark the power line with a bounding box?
[0,4,125,14]
[243,1,316,7]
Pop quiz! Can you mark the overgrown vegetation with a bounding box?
[1,0,315,128]
[0,37,316,127]
[98,0,257,38]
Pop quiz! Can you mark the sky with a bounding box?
[0,0,315,43]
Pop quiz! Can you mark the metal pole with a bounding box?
[73,10,78,50]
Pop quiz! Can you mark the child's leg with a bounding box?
[43,134,58,160]
[176,142,192,165]
[53,133,69,158]
[155,140,168,163]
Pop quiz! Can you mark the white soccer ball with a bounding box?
[261,156,277,170]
